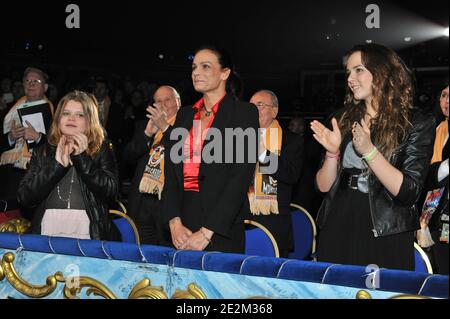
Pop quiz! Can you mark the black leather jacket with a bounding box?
[317,109,436,237]
[17,140,120,240]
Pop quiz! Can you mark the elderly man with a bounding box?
[247,90,304,257]
[0,67,54,202]
[123,85,181,245]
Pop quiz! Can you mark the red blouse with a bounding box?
[183,96,225,192]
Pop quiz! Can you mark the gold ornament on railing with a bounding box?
[1,252,61,298]
[356,290,373,299]
[62,276,118,299]
[0,219,31,234]
[0,251,207,299]
[128,278,168,299]
[172,283,207,299]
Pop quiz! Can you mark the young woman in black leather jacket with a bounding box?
[18,91,120,240]
[310,44,435,271]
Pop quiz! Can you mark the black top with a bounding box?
[45,166,85,210]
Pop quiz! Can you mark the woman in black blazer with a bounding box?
[162,45,259,253]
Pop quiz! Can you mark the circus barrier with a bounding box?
[0,233,448,299]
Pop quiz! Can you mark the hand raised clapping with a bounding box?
[71,133,88,156]
[56,135,72,167]
[55,133,88,167]
[146,103,169,132]
[351,119,373,155]
[310,118,342,154]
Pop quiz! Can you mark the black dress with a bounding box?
[317,143,414,271]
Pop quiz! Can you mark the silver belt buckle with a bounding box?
[348,174,359,190]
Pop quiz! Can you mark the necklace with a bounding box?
[203,105,213,117]
[57,168,75,209]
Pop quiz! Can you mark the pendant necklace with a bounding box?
[57,168,75,209]
[203,105,212,117]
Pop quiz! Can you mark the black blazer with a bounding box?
[249,129,304,252]
[162,94,259,251]
[122,120,155,222]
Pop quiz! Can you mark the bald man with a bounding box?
[123,86,181,245]
[247,90,304,257]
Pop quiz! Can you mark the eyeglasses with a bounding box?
[23,79,44,86]
[255,102,274,109]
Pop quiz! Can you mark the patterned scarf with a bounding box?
[248,120,283,215]
[138,116,176,199]
[1,96,53,169]
[417,119,449,247]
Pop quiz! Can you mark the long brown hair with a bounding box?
[338,43,413,160]
[48,90,104,156]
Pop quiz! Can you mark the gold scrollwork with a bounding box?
[62,277,118,299]
[0,218,31,234]
[389,294,431,299]
[356,290,432,299]
[0,261,4,281]
[356,290,373,299]
[0,252,207,299]
[172,283,207,299]
[128,278,168,299]
[1,252,61,298]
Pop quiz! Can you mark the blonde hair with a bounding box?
[48,90,104,156]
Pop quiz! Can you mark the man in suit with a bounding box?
[247,90,304,257]
[1,67,54,217]
[123,85,181,245]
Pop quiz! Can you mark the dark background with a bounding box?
[0,0,448,112]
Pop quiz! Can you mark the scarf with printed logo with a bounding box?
[248,120,283,215]
[138,116,176,199]
[417,119,449,247]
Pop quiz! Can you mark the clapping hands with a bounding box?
[146,103,169,132]
[55,133,88,167]
[310,118,342,154]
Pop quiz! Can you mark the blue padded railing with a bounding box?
[0,233,447,299]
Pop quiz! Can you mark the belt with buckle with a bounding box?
[340,170,362,190]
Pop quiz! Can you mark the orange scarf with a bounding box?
[431,119,448,164]
[248,120,283,215]
[138,116,176,199]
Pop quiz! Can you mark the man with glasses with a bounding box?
[0,67,54,212]
[246,90,304,257]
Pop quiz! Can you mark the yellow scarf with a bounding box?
[139,116,176,199]
[248,120,283,215]
[1,96,54,169]
[431,119,448,164]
